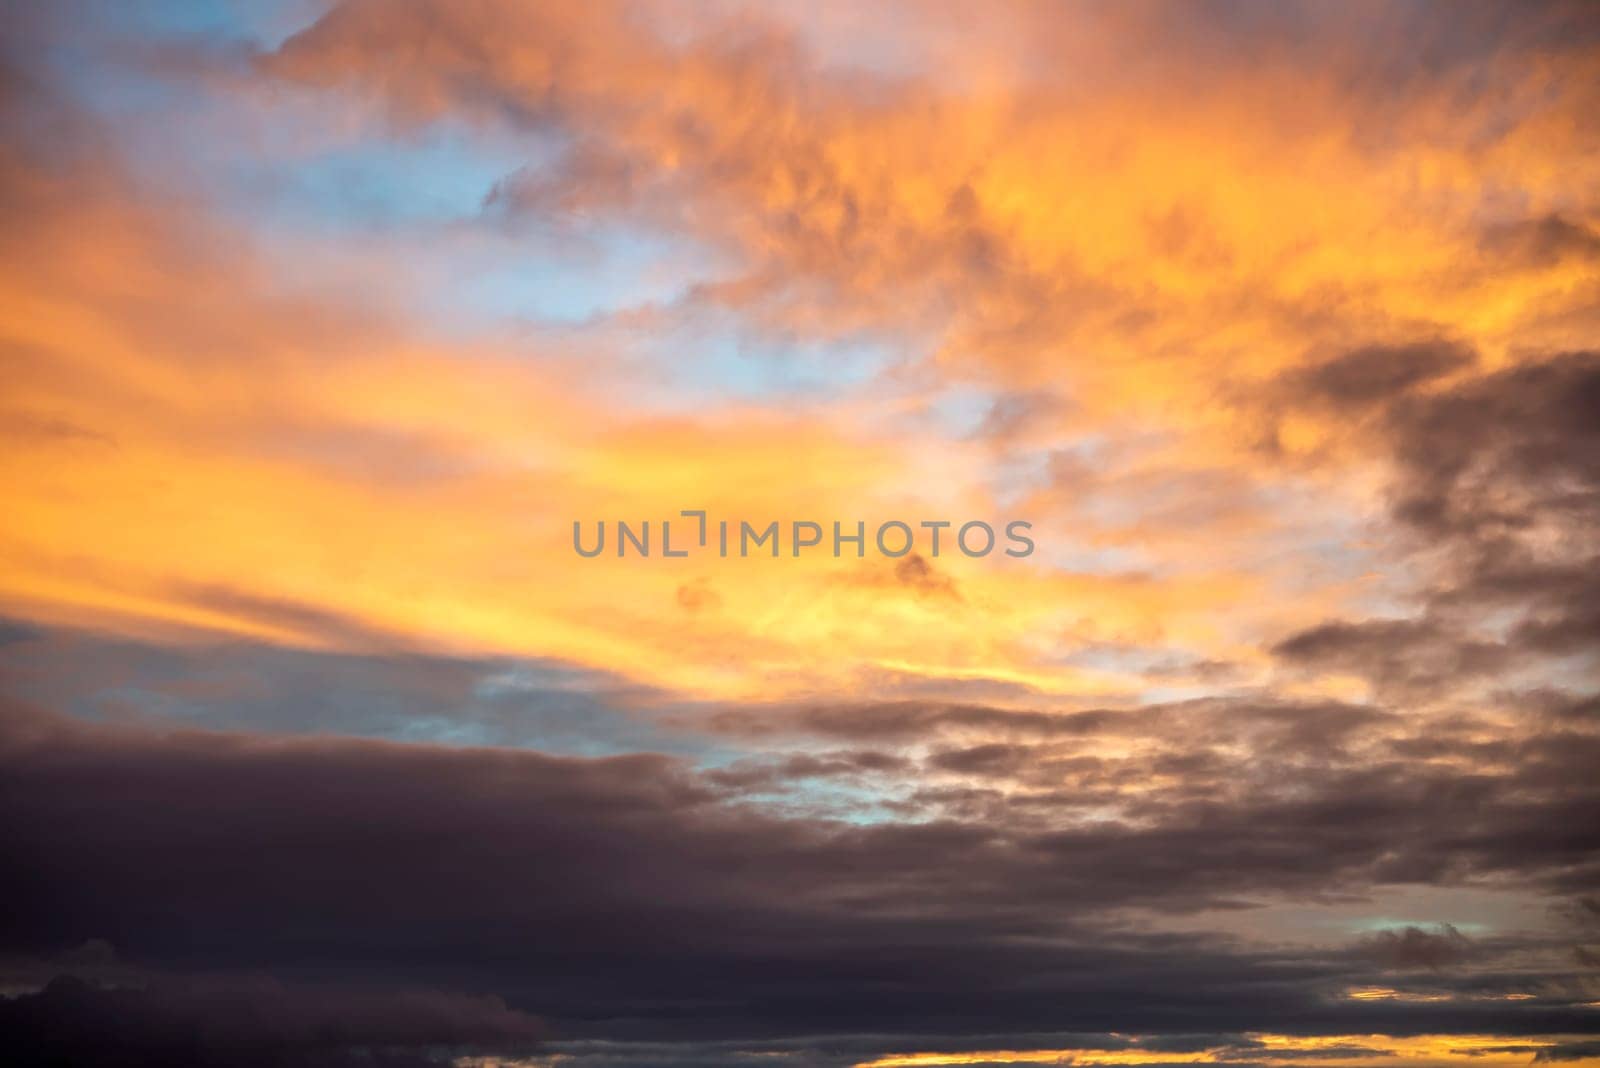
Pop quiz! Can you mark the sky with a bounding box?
[0,1,1598,1065]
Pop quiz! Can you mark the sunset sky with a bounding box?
[2,2,1598,1066]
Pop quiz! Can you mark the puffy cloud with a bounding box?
[1357,924,1474,971]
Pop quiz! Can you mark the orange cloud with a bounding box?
[3,0,1597,712]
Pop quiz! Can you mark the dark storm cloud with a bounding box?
[1356,924,1473,970]
[0,974,542,1068]
[1536,1041,1600,1062]
[1385,351,1600,542]
[2,701,1597,1054]
[927,741,1032,776]
[1270,618,1510,697]
[1272,351,1600,695]
[1286,341,1475,411]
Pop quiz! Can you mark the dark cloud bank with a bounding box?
[1,693,1597,1067]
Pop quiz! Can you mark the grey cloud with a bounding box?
[1356,924,1473,970]
[0,973,543,1068]
[0,620,708,758]
[1270,351,1600,697]
[1271,618,1511,698]
[1481,215,1600,269]
[927,742,1032,776]
[1287,341,1474,410]
[3,700,1597,1051]
[1535,1041,1600,1062]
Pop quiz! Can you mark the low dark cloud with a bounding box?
[927,741,1032,776]
[1270,617,1510,698]
[1287,341,1475,411]
[1272,351,1600,699]
[1386,351,1600,542]
[1535,1040,1600,1062]
[2,700,1596,1056]
[0,974,542,1068]
[1356,924,1473,970]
